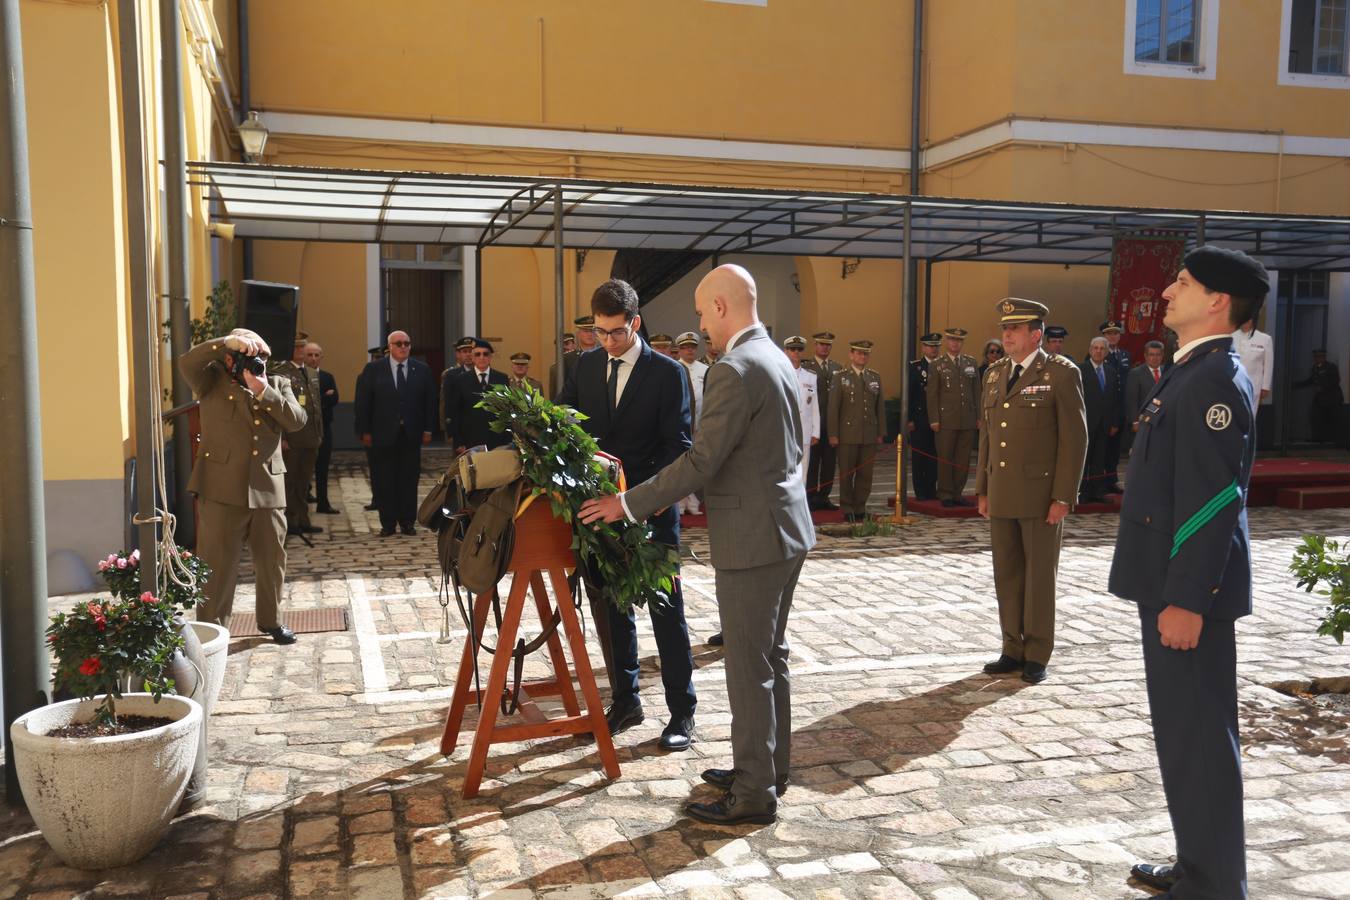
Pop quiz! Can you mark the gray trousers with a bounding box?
[716,552,807,807]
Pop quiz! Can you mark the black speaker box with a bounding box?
[238,280,300,358]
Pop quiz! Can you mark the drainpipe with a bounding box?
[0,0,51,805]
[897,0,923,517]
[238,0,253,279]
[162,0,195,546]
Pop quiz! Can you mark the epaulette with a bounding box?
[1048,354,1076,367]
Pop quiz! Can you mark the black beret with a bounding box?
[473,338,494,353]
[1184,246,1269,299]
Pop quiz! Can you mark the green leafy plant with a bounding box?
[1290,534,1350,644]
[46,592,186,726]
[849,517,897,538]
[98,546,210,612]
[189,280,236,346]
[478,383,679,613]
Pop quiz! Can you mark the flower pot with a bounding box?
[179,620,228,812]
[188,620,229,717]
[10,693,203,869]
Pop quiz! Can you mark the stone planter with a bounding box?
[177,620,228,810]
[188,621,229,717]
[10,693,203,870]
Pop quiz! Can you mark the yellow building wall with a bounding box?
[802,257,904,396]
[923,0,1016,143]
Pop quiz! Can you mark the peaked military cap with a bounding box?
[943,327,969,340]
[509,352,530,363]
[293,331,311,346]
[454,336,477,351]
[1183,245,1270,299]
[562,331,575,341]
[1044,325,1069,339]
[811,331,836,343]
[849,339,875,353]
[648,333,674,348]
[367,345,385,357]
[920,332,942,346]
[996,297,1050,325]
[1099,320,1124,334]
[574,315,596,329]
[676,331,700,347]
[783,335,807,350]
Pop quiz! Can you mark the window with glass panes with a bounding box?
[1135,0,1200,64]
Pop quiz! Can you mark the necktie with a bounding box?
[1008,363,1023,392]
[479,372,487,389]
[1096,365,1105,392]
[1152,367,1160,384]
[608,358,621,413]
[396,363,406,392]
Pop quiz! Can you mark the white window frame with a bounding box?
[1123,0,1220,80]
[1279,0,1350,88]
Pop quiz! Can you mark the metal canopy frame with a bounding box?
[189,160,1350,517]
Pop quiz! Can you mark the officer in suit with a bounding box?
[556,279,697,752]
[1079,337,1124,503]
[1110,246,1267,900]
[444,339,511,452]
[507,351,543,392]
[1124,340,1167,454]
[306,343,340,514]
[179,328,306,644]
[581,264,815,827]
[359,345,385,511]
[907,333,942,501]
[354,330,437,537]
[827,340,884,522]
[1043,325,1068,356]
[802,331,844,510]
[270,333,323,536]
[926,327,980,507]
[551,315,599,397]
[782,336,819,477]
[1101,321,1131,490]
[976,299,1088,685]
[1293,349,1344,443]
[441,336,477,448]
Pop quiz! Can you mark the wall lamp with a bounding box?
[238,111,269,161]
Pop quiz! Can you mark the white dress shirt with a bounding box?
[605,337,644,406]
[1232,326,1274,403]
[794,365,820,448]
[680,358,709,430]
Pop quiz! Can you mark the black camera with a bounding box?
[230,353,268,384]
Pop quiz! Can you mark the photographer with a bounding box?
[178,328,307,644]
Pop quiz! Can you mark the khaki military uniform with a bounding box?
[802,356,845,504]
[827,367,884,516]
[270,360,323,531]
[178,337,307,630]
[975,350,1088,665]
[926,352,980,501]
[509,375,543,392]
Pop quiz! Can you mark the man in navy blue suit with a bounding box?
[557,279,697,751]
[1110,246,1266,900]
[1079,337,1123,503]
[354,330,437,537]
[443,339,511,452]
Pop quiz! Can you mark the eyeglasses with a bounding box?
[472,350,491,358]
[594,323,634,341]
[390,340,411,348]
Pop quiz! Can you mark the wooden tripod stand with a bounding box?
[439,500,620,798]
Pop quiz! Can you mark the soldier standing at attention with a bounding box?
[361,346,385,511]
[551,315,599,397]
[271,333,324,536]
[976,299,1088,685]
[508,352,543,392]
[1100,321,1131,491]
[926,327,980,507]
[179,328,306,644]
[1110,246,1266,900]
[827,340,883,522]
[442,336,477,450]
[1043,325,1068,356]
[802,331,844,510]
[907,332,942,501]
[782,336,820,479]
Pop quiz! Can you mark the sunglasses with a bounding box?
[472,350,491,358]
[390,340,411,348]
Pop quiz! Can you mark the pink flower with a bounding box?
[97,560,110,572]
[79,657,101,676]
[105,553,117,565]
[115,558,128,570]
[140,591,159,605]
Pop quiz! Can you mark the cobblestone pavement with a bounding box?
[3,450,1350,899]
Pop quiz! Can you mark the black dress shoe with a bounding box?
[658,716,695,751]
[701,767,789,797]
[1021,661,1048,684]
[982,654,1024,675]
[400,524,417,536]
[300,524,323,534]
[817,499,838,510]
[306,493,317,503]
[364,502,378,511]
[262,625,297,645]
[378,526,396,537]
[953,497,974,507]
[1129,862,1179,891]
[316,505,339,514]
[941,499,956,508]
[605,701,645,736]
[686,791,777,826]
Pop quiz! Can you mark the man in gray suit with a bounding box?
[582,264,815,826]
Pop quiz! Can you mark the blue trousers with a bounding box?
[1139,605,1246,900]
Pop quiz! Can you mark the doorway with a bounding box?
[1273,270,1330,448]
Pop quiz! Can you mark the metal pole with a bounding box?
[118,0,161,591]
[161,0,194,547]
[897,0,923,518]
[473,244,483,336]
[923,259,933,334]
[553,188,565,380]
[0,0,51,805]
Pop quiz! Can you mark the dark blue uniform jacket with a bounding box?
[1108,336,1256,620]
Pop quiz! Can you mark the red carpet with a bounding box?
[895,494,1122,518]
[680,508,846,528]
[1248,458,1350,506]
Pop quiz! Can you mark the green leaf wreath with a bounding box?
[477,384,679,613]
